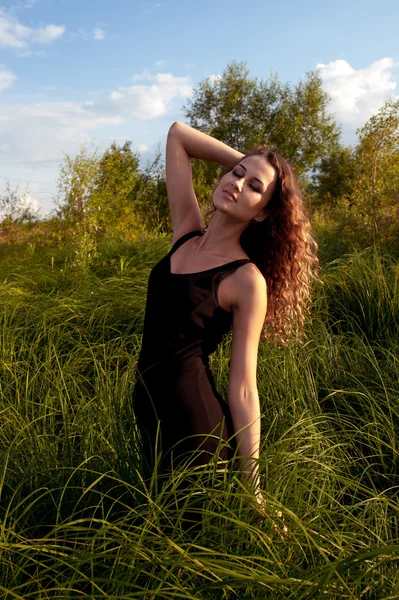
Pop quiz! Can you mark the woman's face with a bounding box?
[214,155,277,224]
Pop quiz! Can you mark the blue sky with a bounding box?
[0,0,398,216]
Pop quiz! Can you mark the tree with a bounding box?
[55,139,145,255]
[183,62,286,151]
[353,98,399,239]
[89,140,140,237]
[268,69,341,175]
[183,62,288,197]
[54,143,102,269]
[182,60,341,186]
[133,143,171,233]
[309,143,357,208]
[55,141,101,221]
[0,180,40,229]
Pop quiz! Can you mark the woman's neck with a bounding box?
[196,214,249,258]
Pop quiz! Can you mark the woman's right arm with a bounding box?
[166,122,244,241]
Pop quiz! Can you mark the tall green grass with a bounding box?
[0,239,398,598]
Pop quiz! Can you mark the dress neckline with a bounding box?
[169,256,252,277]
[169,231,252,277]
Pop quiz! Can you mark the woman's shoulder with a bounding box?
[232,262,267,295]
[221,262,267,314]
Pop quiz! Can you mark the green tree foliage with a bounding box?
[190,158,221,215]
[309,144,357,208]
[311,100,399,255]
[269,69,341,175]
[55,142,102,269]
[89,140,140,238]
[133,144,170,233]
[55,141,145,267]
[0,180,40,228]
[46,62,399,255]
[183,60,341,201]
[353,97,399,239]
[56,140,141,236]
[55,141,100,221]
[183,61,286,151]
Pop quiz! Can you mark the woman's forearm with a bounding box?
[228,387,261,487]
[169,121,244,167]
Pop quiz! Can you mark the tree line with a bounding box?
[1,60,398,263]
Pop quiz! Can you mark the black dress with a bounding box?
[132,229,253,475]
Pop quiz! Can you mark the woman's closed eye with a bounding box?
[232,171,260,192]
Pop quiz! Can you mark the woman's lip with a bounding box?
[223,190,236,201]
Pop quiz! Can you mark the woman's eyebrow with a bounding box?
[237,163,265,189]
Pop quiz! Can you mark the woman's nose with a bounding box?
[231,179,241,191]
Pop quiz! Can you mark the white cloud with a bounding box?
[33,24,65,44]
[0,191,41,220]
[131,70,155,81]
[0,71,191,212]
[0,7,65,50]
[93,28,105,40]
[0,71,192,169]
[0,64,17,92]
[17,193,41,215]
[316,58,399,133]
[0,101,124,170]
[155,59,167,67]
[110,72,192,120]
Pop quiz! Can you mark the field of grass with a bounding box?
[0,234,398,598]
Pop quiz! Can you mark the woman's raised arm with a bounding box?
[166,122,244,241]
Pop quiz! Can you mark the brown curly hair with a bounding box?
[204,146,320,346]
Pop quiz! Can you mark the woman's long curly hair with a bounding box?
[204,145,320,346]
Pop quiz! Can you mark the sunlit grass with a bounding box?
[0,238,398,598]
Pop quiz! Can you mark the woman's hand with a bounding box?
[248,487,289,540]
[249,486,267,518]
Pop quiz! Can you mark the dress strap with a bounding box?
[211,260,254,309]
[169,229,204,255]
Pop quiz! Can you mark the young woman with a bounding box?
[132,121,319,514]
